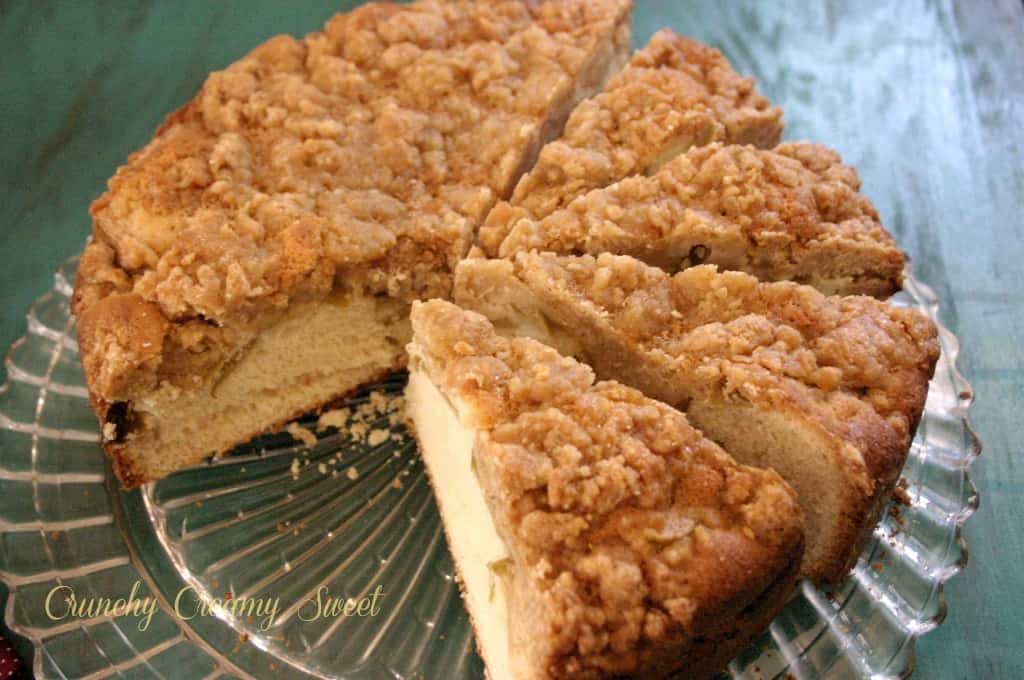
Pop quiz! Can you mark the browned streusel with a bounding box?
[479,28,783,256]
[490,142,906,297]
[479,252,937,453]
[73,0,632,404]
[409,300,803,678]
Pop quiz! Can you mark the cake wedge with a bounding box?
[406,299,804,679]
[454,253,939,583]
[487,142,905,297]
[479,29,783,257]
[73,0,633,486]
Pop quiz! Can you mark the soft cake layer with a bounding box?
[479,28,783,257]
[99,293,409,485]
[454,253,939,582]
[405,367,514,680]
[489,142,905,297]
[74,0,633,486]
[406,299,804,679]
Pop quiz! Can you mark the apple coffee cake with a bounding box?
[71,0,941,671]
[483,142,906,297]
[405,299,804,679]
[73,0,633,486]
[454,252,939,582]
[478,28,783,258]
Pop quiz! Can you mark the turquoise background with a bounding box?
[1,1,1022,677]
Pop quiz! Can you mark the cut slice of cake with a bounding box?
[72,0,633,486]
[406,299,804,679]
[479,28,783,257]
[454,253,939,583]
[489,142,905,297]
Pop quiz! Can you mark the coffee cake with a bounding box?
[73,0,633,486]
[454,252,939,582]
[405,299,803,679]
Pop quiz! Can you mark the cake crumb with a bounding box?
[229,634,246,656]
[369,390,389,412]
[317,463,328,475]
[346,466,360,480]
[286,422,317,448]
[318,408,351,431]
[892,477,911,506]
[392,477,404,490]
[349,422,369,442]
[313,390,405,445]
[290,458,301,480]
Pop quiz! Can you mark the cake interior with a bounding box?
[115,291,410,483]
[643,126,718,175]
[685,401,853,581]
[405,365,515,680]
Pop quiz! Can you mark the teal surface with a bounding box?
[1,1,1021,677]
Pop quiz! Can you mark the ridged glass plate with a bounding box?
[0,256,979,679]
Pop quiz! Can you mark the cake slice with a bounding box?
[72,0,633,486]
[454,253,939,582]
[406,299,804,679]
[488,142,905,297]
[479,29,783,256]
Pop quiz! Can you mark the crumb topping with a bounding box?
[74,0,631,401]
[479,28,782,256]
[491,142,905,294]
[410,300,802,676]
[511,253,938,457]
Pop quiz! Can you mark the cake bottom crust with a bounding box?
[102,294,411,487]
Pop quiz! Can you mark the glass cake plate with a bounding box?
[0,256,980,679]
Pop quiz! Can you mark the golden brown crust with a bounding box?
[409,299,803,678]
[489,142,906,297]
[74,0,632,447]
[479,29,783,256]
